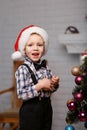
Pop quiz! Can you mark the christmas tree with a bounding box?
[65,50,87,130]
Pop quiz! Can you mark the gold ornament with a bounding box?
[66,99,73,105]
[66,117,73,124]
[71,66,82,76]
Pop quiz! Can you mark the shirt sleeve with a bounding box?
[15,65,39,100]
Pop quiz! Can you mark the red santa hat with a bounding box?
[11,25,49,60]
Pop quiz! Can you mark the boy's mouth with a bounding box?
[32,52,39,56]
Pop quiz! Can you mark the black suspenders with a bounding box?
[22,63,38,85]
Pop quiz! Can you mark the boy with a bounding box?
[12,25,60,130]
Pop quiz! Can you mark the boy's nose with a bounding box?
[34,45,38,49]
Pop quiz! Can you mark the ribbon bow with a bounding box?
[34,60,47,70]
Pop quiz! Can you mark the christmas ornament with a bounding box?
[67,99,74,105]
[74,92,83,102]
[66,117,74,124]
[75,76,83,85]
[71,66,82,76]
[66,111,77,124]
[67,100,77,111]
[65,125,75,130]
[81,50,87,62]
[78,111,87,122]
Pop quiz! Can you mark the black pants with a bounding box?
[19,97,53,130]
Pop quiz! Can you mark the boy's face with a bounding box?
[25,33,45,62]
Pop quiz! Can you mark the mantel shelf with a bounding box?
[58,33,87,54]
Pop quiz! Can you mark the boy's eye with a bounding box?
[38,43,44,46]
[27,44,32,47]
[26,43,44,47]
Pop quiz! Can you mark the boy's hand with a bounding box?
[35,76,60,92]
[51,76,60,85]
[37,78,52,91]
[50,76,60,91]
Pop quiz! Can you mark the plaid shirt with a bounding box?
[15,57,58,101]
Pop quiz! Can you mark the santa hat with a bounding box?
[11,25,49,60]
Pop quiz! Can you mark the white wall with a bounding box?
[0,0,87,129]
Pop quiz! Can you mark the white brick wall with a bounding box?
[0,0,87,129]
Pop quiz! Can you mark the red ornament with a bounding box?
[74,92,83,102]
[78,111,87,122]
[67,100,77,111]
[75,76,83,85]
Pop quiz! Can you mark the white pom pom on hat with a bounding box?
[11,25,49,60]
